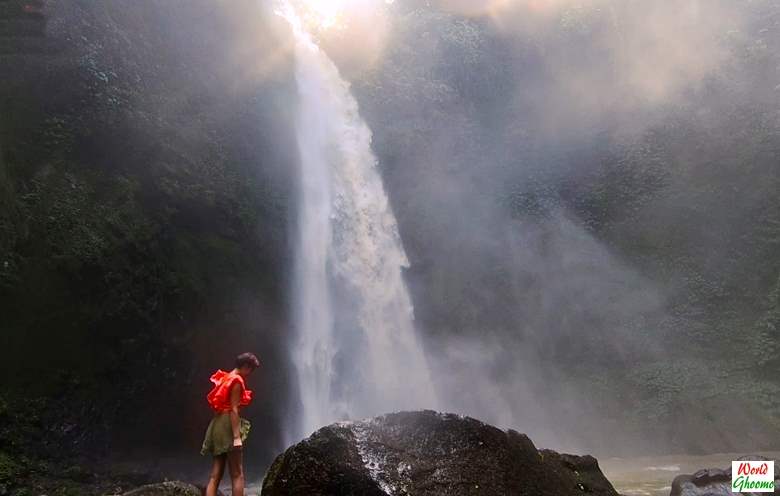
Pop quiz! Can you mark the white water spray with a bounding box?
[278,2,438,443]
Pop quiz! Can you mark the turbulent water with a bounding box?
[279,2,438,443]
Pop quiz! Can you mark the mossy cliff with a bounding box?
[0,0,298,487]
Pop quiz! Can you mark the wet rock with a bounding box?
[262,410,619,496]
[116,481,202,496]
[670,455,778,496]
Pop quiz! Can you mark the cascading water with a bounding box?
[278,1,438,444]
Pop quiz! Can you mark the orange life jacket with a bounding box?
[206,369,252,413]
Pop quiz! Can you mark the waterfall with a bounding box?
[278,2,438,443]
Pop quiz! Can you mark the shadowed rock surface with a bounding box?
[115,481,229,496]
[670,455,778,496]
[116,481,202,496]
[262,410,619,496]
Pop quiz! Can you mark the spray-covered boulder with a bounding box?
[261,410,619,496]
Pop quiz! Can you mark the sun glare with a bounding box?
[299,0,345,29]
[295,0,393,30]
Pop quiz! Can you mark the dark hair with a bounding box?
[236,352,260,370]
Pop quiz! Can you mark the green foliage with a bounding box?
[0,452,23,484]
[0,0,294,467]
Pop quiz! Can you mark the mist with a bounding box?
[335,0,780,455]
[1,0,779,492]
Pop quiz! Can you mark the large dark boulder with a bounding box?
[262,410,619,496]
[670,455,779,496]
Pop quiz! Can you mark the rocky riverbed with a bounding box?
[601,451,780,496]
[5,411,777,496]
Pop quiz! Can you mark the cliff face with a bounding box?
[262,410,619,496]
[346,2,780,455]
[0,0,297,468]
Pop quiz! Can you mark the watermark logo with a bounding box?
[732,460,775,493]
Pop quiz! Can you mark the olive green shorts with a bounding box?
[200,413,251,457]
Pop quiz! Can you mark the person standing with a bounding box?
[202,352,260,496]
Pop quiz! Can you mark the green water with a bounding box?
[600,451,780,496]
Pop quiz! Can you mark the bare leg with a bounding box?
[206,454,226,496]
[227,448,244,496]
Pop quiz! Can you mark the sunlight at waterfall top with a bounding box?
[284,0,394,30]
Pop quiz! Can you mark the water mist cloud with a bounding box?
[435,0,744,132]
[347,0,779,455]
